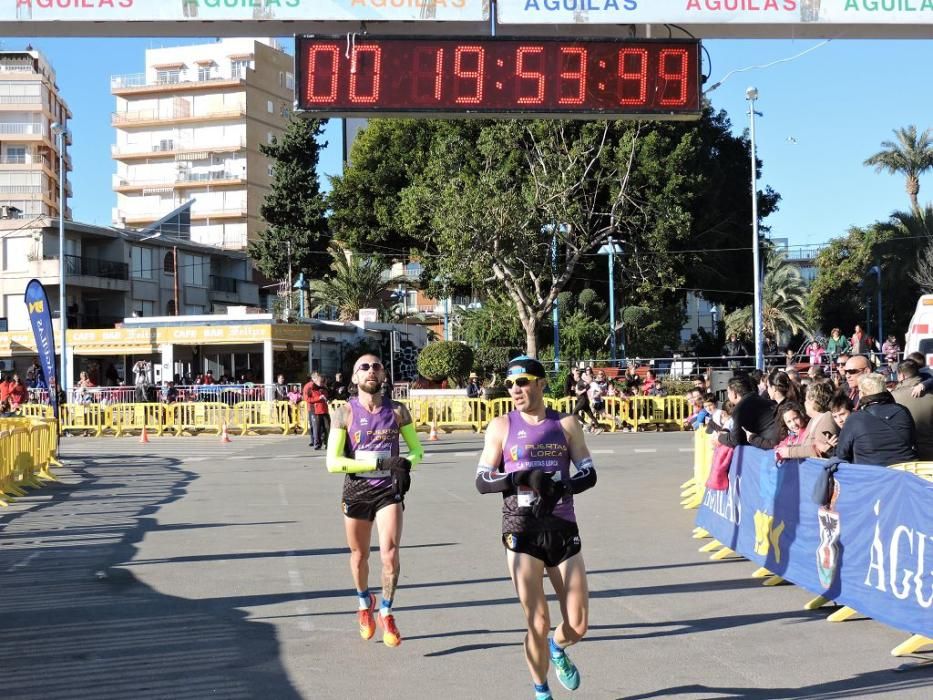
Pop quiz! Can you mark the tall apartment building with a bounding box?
[111,38,293,250]
[0,49,71,220]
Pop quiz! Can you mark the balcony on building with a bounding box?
[110,70,245,96]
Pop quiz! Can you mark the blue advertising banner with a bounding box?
[696,446,933,638]
[23,279,59,419]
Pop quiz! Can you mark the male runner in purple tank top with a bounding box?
[476,356,597,700]
[325,353,424,648]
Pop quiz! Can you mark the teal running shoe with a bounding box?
[551,650,581,691]
[534,691,552,700]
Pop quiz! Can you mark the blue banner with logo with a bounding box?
[23,279,59,419]
[696,446,933,637]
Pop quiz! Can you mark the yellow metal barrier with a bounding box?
[61,403,105,437]
[889,461,933,482]
[168,402,229,436]
[0,418,58,506]
[18,404,53,419]
[485,397,514,426]
[662,397,691,428]
[230,401,293,435]
[105,403,166,436]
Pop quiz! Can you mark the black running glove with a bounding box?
[531,474,568,519]
[382,456,412,497]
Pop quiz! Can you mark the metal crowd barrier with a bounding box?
[0,417,59,506]
[16,395,693,437]
[685,436,933,660]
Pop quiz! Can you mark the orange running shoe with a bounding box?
[379,613,402,648]
[358,593,377,640]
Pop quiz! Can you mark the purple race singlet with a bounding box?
[346,397,400,487]
[501,408,575,530]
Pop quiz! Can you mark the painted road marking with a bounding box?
[633,448,658,453]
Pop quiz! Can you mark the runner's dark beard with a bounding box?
[359,380,382,395]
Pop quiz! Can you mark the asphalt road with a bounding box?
[0,430,930,699]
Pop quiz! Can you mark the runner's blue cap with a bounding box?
[506,356,546,378]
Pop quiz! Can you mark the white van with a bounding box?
[905,295,933,366]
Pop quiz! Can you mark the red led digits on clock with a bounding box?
[297,37,699,116]
[515,46,545,105]
[411,47,444,103]
[454,46,485,105]
[658,49,689,106]
[558,47,587,106]
[305,44,339,103]
[617,49,648,106]
[349,45,382,104]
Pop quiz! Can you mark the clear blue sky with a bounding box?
[8,35,932,246]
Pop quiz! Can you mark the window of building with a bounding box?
[163,251,175,274]
[197,63,214,81]
[267,99,274,113]
[156,69,181,85]
[131,246,154,280]
[267,131,274,144]
[166,300,176,316]
[134,300,155,317]
[230,59,250,79]
[4,147,26,164]
[267,164,274,177]
[182,253,206,287]
[184,305,205,315]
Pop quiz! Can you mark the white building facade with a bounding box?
[111,38,293,250]
[0,48,71,220]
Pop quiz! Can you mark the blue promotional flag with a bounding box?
[23,279,59,419]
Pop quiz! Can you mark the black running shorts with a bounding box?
[341,475,403,522]
[502,524,581,568]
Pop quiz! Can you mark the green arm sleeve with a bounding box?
[325,428,378,474]
[400,422,424,468]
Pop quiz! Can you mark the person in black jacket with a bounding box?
[746,370,802,450]
[718,374,778,448]
[835,373,917,466]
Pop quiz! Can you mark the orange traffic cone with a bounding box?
[139,424,150,444]
[428,419,438,441]
[220,422,232,443]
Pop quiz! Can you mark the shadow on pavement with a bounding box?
[0,452,303,700]
[621,665,933,700]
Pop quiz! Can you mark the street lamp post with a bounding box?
[552,232,560,372]
[597,237,623,365]
[51,122,68,395]
[746,87,764,371]
[868,265,883,342]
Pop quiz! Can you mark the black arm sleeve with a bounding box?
[475,466,513,495]
[567,460,597,494]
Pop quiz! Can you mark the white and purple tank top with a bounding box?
[502,408,575,527]
[346,397,399,487]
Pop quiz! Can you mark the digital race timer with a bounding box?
[295,36,702,119]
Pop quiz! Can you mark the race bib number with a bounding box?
[516,486,536,509]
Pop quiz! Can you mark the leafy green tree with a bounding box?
[329,110,778,356]
[456,295,525,350]
[249,118,330,280]
[307,244,400,321]
[725,249,810,340]
[907,206,933,292]
[417,341,473,385]
[808,212,925,340]
[864,125,933,216]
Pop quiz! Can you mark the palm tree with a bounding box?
[902,205,933,292]
[725,248,811,341]
[307,244,401,321]
[863,125,933,215]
